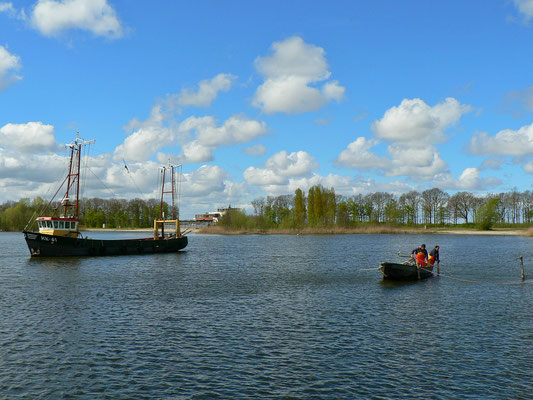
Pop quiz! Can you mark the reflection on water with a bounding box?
[1,232,532,398]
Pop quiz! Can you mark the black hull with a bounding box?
[379,262,434,281]
[23,231,187,257]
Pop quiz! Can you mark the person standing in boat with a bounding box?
[411,244,428,267]
[428,245,440,266]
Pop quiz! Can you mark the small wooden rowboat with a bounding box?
[379,262,434,281]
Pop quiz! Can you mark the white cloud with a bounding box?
[266,150,317,176]
[176,115,267,163]
[514,0,533,20]
[522,160,533,174]
[253,36,345,114]
[174,73,236,108]
[322,80,345,102]
[0,45,22,90]
[114,105,175,161]
[371,97,472,143]
[178,141,215,163]
[468,123,533,156]
[242,166,287,186]
[116,87,267,163]
[31,0,123,38]
[336,97,474,184]
[243,150,317,186]
[0,148,66,182]
[243,144,267,157]
[335,137,389,170]
[434,167,501,191]
[336,138,448,181]
[0,122,58,153]
[182,165,227,197]
[258,172,415,198]
[386,144,448,180]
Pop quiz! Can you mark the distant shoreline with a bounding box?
[196,226,532,236]
[6,227,529,236]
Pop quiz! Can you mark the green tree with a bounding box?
[294,188,306,228]
[476,198,500,230]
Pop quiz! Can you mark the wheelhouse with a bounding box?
[37,217,79,238]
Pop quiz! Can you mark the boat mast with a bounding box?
[62,132,95,218]
[159,160,181,220]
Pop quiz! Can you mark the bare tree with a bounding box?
[449,192,475,224]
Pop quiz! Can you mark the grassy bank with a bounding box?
[199,225,531,236]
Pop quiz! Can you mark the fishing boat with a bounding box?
[22,133,188,257]
[379,261,434,281]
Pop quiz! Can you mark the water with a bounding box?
[1,232,532,399]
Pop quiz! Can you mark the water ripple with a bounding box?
[0,232,532,398]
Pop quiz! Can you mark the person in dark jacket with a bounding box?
[411,244,428,267]
[411,244,428,259]
[428,245,440,266]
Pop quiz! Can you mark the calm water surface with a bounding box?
[1,232,532,399]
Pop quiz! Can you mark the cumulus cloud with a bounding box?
[176,115,267,163]
[336,97,476,184]
[335,137,389,170]
[114,105,176,161]
[115,108,267,164]
[184,165,227,193]
[0,122,58,153]
[336,138,448,181]
[30,0,123,38]
[514,0,533,20]
[253,36,345,114]
[174,73,236,108]
[243,150,317,186]
[0,45,22,90]
[522,160,533,174]
[0,148,66,183]
[243,144,267,157]
[386,144,448,180]
[434,168,501,191]
[255,171,414,198]
[115,73,268,163]
[468,123,533,156]
[371,97,472,143]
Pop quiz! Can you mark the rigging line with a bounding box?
[123,159,145,198]
[87,166,119,198]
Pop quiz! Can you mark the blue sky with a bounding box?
[1,0,533,218]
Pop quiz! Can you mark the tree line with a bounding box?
[219,186,533,231]
[1,186,532,232]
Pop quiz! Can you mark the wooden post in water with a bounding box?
[520,255,525,281]
[437,261,440,276]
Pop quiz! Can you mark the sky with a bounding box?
[1,0,533,218]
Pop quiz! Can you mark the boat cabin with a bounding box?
[37,217,79,238]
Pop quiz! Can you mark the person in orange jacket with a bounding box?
[428,245,440,266]
[411,244,428,267]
